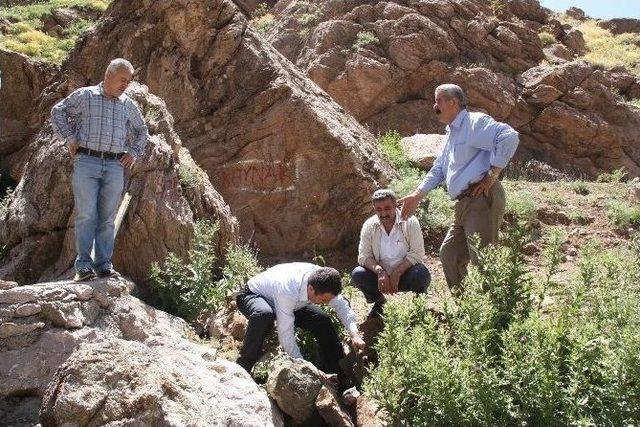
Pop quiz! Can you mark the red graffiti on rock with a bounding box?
[218,160,295,193]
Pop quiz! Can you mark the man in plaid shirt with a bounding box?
[51,58,148,281]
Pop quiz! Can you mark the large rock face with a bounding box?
[0,49,56,167]
[0,82,238,287]
[50,0,394,256]
[264,0,640,177]
[0,279,282,426]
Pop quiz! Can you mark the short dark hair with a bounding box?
[372,188,397,203]
[308,267,342,296]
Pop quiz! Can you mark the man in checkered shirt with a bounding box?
[51,58,148,281]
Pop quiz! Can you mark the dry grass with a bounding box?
[577,20,640,75]
[0,0,109,63]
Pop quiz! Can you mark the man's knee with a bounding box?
[405,263,431,293]
[351,266,374,288]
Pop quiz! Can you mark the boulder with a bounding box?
[48,0,394,257]
[401,134,445,170]
[0,278,283,426]
[0,83,239,289]
[0,49,57,169]
[266,355,327,424]
[565,7,586,21]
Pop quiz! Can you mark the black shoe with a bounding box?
[96,268,119,278]
[74,268,96,282]
[367,300,385,319]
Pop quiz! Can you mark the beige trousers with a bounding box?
[440,181,506,289]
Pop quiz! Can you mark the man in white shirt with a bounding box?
[352,189,430,318]
[235,263,366,375]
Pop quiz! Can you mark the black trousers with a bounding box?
[235,288,345,374]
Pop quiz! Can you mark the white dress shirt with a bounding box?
[247,262,359,359]
[378,210,409,273]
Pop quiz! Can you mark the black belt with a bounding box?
[77,147,124,160]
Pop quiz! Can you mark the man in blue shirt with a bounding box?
[400,84,519,291]
[51,58,148,281]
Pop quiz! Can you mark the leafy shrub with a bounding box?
[506,190,537,227]
[597,167,627,183]
[250,2,270,19]
[297,12,317,26]
[366,226,640,426]
[353,30,379,49]
[571,180,590,195]
[538,31,556,47]
[250,12,275,35]
[177,164,200,189]
[606,199,640,229]
[150,220,261,321]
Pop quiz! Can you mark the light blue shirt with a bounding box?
[418,110,519,199]
[50,83,148,159]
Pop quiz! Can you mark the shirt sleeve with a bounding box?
[328,295,359,335]
[470,115,519,169]
[125,99,149,160]
[50,89,85,145]
[357,219,375,266]
[275,296,303,359]
[404,216,426,265]
[418,140,447,194]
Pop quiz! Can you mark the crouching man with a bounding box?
[236,262,366,375]
[351,189,431,318]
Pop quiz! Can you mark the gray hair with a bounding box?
[105,58,134,76]
[435,84,467,109]
[372,189,396,203]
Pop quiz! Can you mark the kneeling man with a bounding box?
[351,189,431,318]
[236,262,365,375]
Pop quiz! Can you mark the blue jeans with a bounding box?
[72,154,124,272]
[351,263,431,303]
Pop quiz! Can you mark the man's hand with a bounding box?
[68,141,79,157]
[350,335,366,353]
[388,271,400,294]
[398,191,423,220]
[120,153,136,169]
[470,171,498,197]
[378,270,390,294]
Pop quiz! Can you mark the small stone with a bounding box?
[72,285,93,301]
[14,303,42,317]
[93,291,111,309]
[315,385,355,427]
[567,247,578,256]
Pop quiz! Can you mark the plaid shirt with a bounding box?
[50,83,149,159]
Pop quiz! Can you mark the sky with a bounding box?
[538,0,640,19]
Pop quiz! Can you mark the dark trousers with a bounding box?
[351,263,431,303]
[235,288,345,374]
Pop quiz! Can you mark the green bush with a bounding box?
[606,199,640,229]
[0,0,107,63]
[0,187,13,218]
[366,227,640,426]
[571,180,590,195]
[353,30,379,49]
[538,31,556,47]
[506,190,537,229]
[150,220,261,321]
[597,167,627,183]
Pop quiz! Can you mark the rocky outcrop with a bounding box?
[44,0,394,257]
[0,278,282,426]
[266,0,546,135]
[0,49,57,167]
[0,83,238,287]
[598,18,640,35]
[263,0,640,177]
